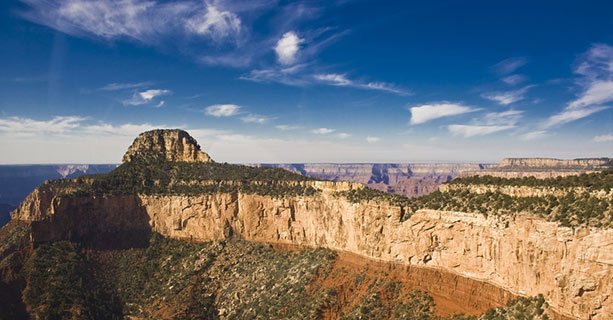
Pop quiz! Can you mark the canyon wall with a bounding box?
[12,186,612,319]
[254,163,490,197]
[461,157,612,179]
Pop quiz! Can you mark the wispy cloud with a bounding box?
[492,57,527,75]
[481,86,534,105]
[0,116,85,137]
[275,124,301,131]
[409,103,477,125]
[205,104,242,117]
[447,109,522,138]
[241,114,271,124]
[314,73,410,95]
[543,106,608,128]
[19,0,243,43]
[448,124,515,138]
[593,134,613,142]
[366,136,380,143]
[185,4,242,41]
[312,128,335,134]
[123,89,170,106]
[520,130,548,140]
[337,132,351,139]
[99,81,154,91]
[543,44,613,128]
[239,64,309,86]
[501,74,526,85]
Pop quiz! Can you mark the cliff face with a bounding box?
[122,129,212,163]
[12,187,612,319]
[461,157,612,179]
[499,158,611,169]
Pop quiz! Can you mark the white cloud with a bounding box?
[544,44,613,128]
[543,106,609,128]
[275,124,300,130]
[492,57,527,75]
[314,73,352,86]
[409,103,477,125]
[123,89,171,106]
[312,128,335,134]
[447,109,521,138]
[593,134,613,142]
[275,31,303,65]
[501,74,526,85]
[366,136,380,143]
[205,104,241,117]
[481,86,533,105]
[521,130,548,140]
[567,80,613,109]
[314,73,410,95]
[241,114,270,124]
[239,64,308,86]
[482,110,523,126]
[337,132,351,139]
[99,81,154,91]
[19,0,243,44]
[0,116,86,137]
[186,4,241,41]
[448,125,515,138]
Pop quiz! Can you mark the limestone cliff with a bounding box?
[462,157,612,179]
[12,187,612,319]
[499,158,611,169]
[122,129,212,163]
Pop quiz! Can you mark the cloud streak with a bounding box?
[481,86,533,105]
[543,44,613,129]
[314,73,410,95]
[123,89,171,106]
[205,104,242,117]
[409,103,477,125]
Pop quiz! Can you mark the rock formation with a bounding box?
[255,163,490,197]
[122,129,212,163]
[9,130,613,319]
[461,157,612,179]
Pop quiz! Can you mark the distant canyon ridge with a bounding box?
[255,157,611,197]
[0,158,610,227]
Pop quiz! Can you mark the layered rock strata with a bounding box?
[123,129,212,163]
[12,186,612,319]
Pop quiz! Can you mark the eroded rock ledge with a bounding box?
[12,187,612,319]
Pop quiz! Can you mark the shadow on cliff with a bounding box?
[30,195,153,250]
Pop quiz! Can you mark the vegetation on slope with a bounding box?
[338,170,612,228]
[45,159,319,198]
[451,169,613,189]
[0,226,558,320]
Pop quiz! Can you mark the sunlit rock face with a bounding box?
[122,129,213,163]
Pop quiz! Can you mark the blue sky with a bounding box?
[0,0,612,164]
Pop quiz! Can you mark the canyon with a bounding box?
[7,129,612,320]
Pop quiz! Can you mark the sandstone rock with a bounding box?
[12,188,612,320]
[122,129,212,163]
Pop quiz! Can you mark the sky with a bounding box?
[0,0,612,164]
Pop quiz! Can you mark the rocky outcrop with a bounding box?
[122,129,212,163]
[12,187,612,319]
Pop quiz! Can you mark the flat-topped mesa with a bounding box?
[498,157,612,169]
[122,129,213,163]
